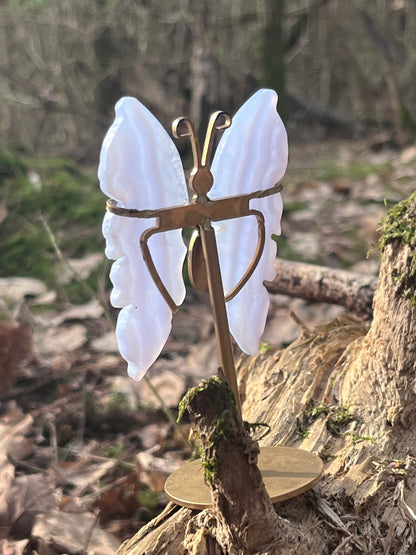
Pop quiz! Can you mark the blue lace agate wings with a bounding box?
[98,89,288,380]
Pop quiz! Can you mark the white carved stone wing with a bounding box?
[210,89,288,354]
[98,97,188,380]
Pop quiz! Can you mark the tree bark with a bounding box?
[341,192,416,432]
[179,377,293,554]
[266,259,377,318]
[118,191,416,554]
[119,377,297,554]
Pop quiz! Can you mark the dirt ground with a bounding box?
[0,139,415,553]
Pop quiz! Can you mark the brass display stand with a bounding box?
[165,446,323,510]
[107,110,324,508]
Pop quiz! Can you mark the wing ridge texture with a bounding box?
[210,89,288,354]
[98,97,188,380]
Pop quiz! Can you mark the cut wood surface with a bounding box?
[118,191,416,554]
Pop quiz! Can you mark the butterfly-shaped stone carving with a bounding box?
[98,89,288,381]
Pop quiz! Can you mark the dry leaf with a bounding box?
[0,538,28,555]
[139,423,170,451]
[36,324,87,355]
[55,253,104,285]
[0,322,32,394]
[58,459,116,496]
[96,472,141,523]
[0,412,34,466]
[0,278,47,305]
[0,412,49,540]
[134,369,186,409]
[5,474,57,539]
[32,510,120,554]
[50,300,104,327]
[136,451,182,491]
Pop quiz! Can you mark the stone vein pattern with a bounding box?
[98,89,287,379]
[211,90,287,354]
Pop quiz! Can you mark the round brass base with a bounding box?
[165,446,324,510]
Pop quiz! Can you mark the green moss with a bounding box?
[348,161,391,181]
[317,162,344,181]
[177,375,234,423]
[0,150,28,176]
[379,191,416,253]
[344,431,375,445]
[379,191,416,304]
[102,443,124,459]
[317,159,391,182]
[202,456,219,486]
[177,375,237,485]
[284,200,309,213]
[107,391,131,411]
[0,149,104,301]
[259,341,272,354]
[327,405,354,434]
[298,403,354,438]
[138,489,160,512]
[319,452,336,463]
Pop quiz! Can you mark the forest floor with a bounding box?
[0,138,415,554]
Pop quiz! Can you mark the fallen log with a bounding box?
[265,259,377,318]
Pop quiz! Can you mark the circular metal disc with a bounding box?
[164,446,324,510]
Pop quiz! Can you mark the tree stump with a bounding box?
[118,191,416,554]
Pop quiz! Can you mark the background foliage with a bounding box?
[1,0,415,162]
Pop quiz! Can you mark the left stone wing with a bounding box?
[98,97,188,380]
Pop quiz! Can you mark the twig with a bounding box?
[39,214,114,326]
[77,370,88,446]
[82,510,100,555]
[144,375,190,448]
[47,414,58,463]
[332,534,356,554]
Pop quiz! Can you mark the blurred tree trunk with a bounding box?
[117,189,416,551]
[189,3,218,139]
[261,0,286,115]
[359,9,416,145]
[94,26,125,119]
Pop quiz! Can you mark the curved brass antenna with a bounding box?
[172,117,201,181]
[172,112,231,197]
[201,111,231,168]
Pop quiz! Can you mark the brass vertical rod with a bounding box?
[198,221,242,419]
